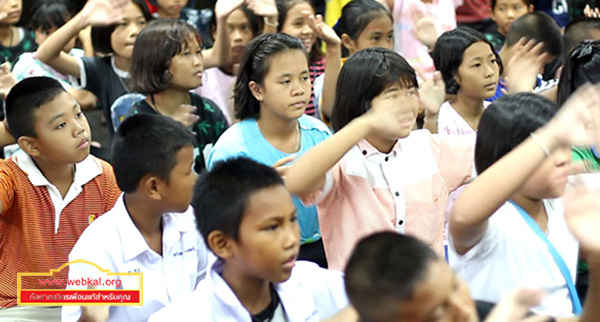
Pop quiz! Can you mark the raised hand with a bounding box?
[172,104,201,128]
[584,4,600,18]
[564,187,600,251]
[272,154,296,179]
[0,62,16,101]
[483,288,548,322]
[419,71,445,116]
[504,38,549,94]
[545,83,600,148]
[80,0,130,26]
[305,11,341,46]
[246,0,278,18]
[214,0,245,20]
[410,4,438,50]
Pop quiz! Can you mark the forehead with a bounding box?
[264,50,309,77]
[360,14,393,35]
[397,260,456,319]
[241,186,294,224]
[463,41,494,60]
[122,2,144,19]
[33,91,74,121]
[286,2,314,18]
[495,0,527,5]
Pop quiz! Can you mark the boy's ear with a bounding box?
[18,136,41,157]
[141,175,164,201]
[249,81,263,102]
[453,73,462,87]
[207,230,234,259]
[341,34,355,53]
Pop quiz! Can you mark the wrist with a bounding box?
[263,16,279,27]
[532,127,560,154]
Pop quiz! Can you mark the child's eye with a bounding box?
[290,215,298,223]
[138,20,146,26]
[301,76,310,81]
[280,80,291,85]
[56,122,67,129]
[371,36,381,42]
[76,112,83,118]
[472,63,481,68]
[265,224,279,231]
[387,35,394,41]
[491,59,497,64]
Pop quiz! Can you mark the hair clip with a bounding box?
[575,40,594,60]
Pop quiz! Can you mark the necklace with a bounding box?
[149,93,191,116]
[294,121,301,152]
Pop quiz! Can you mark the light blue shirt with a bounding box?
[207,115,331,244]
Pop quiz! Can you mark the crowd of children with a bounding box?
[2,0,600,321]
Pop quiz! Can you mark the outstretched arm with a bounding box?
[450,84,600,255]
[37,0,129,78]
[202,0,243,69]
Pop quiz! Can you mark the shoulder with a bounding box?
[149,283,212,321]
[298,115,332,139]
[70,203,123,256]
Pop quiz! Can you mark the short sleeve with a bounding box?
[98,160,121,213]
[0,162,16,216]
[300,159,344,212]
[430,134,475,192]
[78,57,101,94]
[293,262,349,319]
[449,219,499,262]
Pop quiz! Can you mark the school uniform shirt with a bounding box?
[207,115,332,244]
[126,92,228,173]
[76,56,129,138]
[0,153,120,308]
[448,199,579,317]
[0,27,37,67]
[13,48,83,90]
[303,130,474,270]
[438,101,490,136]
[193,67,236,124]
[148,259,348,322]
[62,194,210,322]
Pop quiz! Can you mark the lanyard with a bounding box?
[508,200,582,315]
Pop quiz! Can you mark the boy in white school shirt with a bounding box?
[150,157,349,322]
[62,114,210,322]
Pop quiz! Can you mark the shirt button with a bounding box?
[398,220,404,225]
[395,191,400,197]
[362,150,367,155]
[385,156,389,162]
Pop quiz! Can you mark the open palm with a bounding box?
[81,0,129,26]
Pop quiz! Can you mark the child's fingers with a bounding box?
[272,154,296,168]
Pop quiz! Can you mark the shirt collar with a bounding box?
[12,152,103,188]
[110,56,130,79]
[356,139,401,158]
[116,194,195,261]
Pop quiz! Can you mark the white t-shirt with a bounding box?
[149,260,348,322]
[62,194,211,322]
[449,199,579,317]
[193,67,235,124]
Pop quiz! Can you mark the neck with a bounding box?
[221,263,272,315]
[148,89,190,116]
[511,193,547,228]
[0,25,14,46]
[256,108,300,153]
[499,46,511,78]
[219,64,237,76]
[113,55,131,72]
[451,93,485,130]
[31,157,75,189]
[158,9,180,19]
[123,193,164,236]
[365,135,397,154]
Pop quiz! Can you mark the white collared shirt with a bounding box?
[61,194,210,322]
[149,260,348,322]
[12,152,102,233]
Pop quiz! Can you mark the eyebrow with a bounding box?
[262,209,298,223]
[277,70,310,78]
[47,102,79,124]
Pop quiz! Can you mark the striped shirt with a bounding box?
[0,153,120,307]
[306,58,326,118]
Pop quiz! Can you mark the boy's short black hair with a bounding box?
[129,19,202,95]
[331,47,418,132]
[563,18,600,58]
[111,113,196,193]
[475,92,556,174]
[5,77,66,140]
[91,0,153,55]
[504,12,562,58]
[345,232,438,322]
[491,0,532,10]
[433,27,503,95]
[28,0,72,31]
[192,157,284,247]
